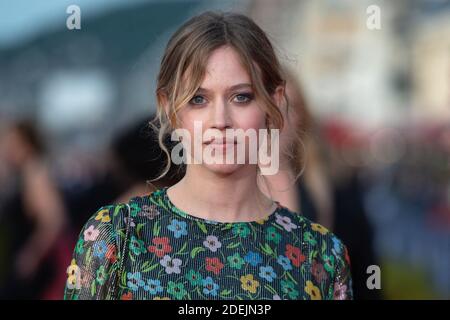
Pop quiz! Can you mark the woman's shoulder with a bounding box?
[276,205,349,261]
[86,188,167,228]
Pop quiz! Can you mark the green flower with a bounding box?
[185,269,203,286]
[227,253,245,269]
[265,226,281,244]
[303,231,317,246]
[96,266,107,285]
[281,280,299,299]
[130,236,146,255]
[322,254,335,273]
[75,238,84,254]
[130,202,142,217]
[167,281,187,300]
[232,224,250,238]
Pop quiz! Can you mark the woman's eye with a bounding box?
[233,93,254,104]
[189,95,206,105]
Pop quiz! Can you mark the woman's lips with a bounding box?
[203,140,237,150]
[204,139,237,145]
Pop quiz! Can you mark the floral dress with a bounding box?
[64,187,353,300]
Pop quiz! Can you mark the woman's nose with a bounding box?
[210,100,232,130]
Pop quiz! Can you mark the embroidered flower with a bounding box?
[167,219,188,238]
[311,259,328,282]
[83,225,99,242]
[96,266,107,285]
[276,255,293,271]
[240,274,259,294]
[66,259,81,290]
[93,240,107,259]
[185,269,203,286]
[95,208,111,223]
[203,235,222,252]
[244,251,262,267]
[259,266,277,282]
[275,213,298,232]
[202,277,220,296]
[160,255,182,274]
[232,224,251,238]
[285,244,305,267]
[205,257,224,275]
[144,279,164,295]
[167,281,187,300]
[281,280,299,299]
[140,204,160,220]
[265,226,281,244]
[127,272,145,291]
[311,223,328,235]
[75,238,84,254]
[227,253,245,270]
[129,236,146,256]
[305,280,322,300]
[148,237,172,257]
[105,244,117,263]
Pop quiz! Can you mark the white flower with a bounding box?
[275,213,298,232]
[160,255,182,274]
[203,235,222,252]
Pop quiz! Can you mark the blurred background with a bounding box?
[0,0,448,300]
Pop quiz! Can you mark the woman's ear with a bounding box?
[272,84,286,110]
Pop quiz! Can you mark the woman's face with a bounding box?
[175,45,269,176]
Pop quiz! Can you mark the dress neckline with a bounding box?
[157,186,282,226]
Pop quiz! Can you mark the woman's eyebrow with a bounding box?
[196,83,253,94]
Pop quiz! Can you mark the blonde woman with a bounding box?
[64,11,352,300]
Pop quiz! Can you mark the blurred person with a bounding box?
[0,120,69,299]
[260,70,381,299]
[110,115,183,204]
[64,11,352,300]
[259,69,334,230]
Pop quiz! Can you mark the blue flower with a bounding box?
[277,255,293,271]
[202,277,219,296]
[144,279,163,295]
[244,251,262,267]
[127,272,145,292]
[167,219,188,238]
[332,236,342,255]
[259,265,277,282]
[93,240,107,259]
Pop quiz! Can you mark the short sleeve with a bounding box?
[331,242,353,300]
[64,205,121,300]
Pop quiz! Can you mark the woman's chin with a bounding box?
[203,163,243,176]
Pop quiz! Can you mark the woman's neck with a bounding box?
[167,165,275,222]
[259,167,300,213]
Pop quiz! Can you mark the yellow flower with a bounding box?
[95,209,111,223]
[240,274,260,294]
[255,216,269,225]
[311,223,329,235]
[305,280,322,300]
[153,297,171,300]
[66,259,81,289]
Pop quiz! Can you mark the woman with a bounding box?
[0,120,68,299]
[64,11,352,300]
[260,69,335,230]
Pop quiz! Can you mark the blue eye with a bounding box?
[189,95,206,105]
[233,93,254,104]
